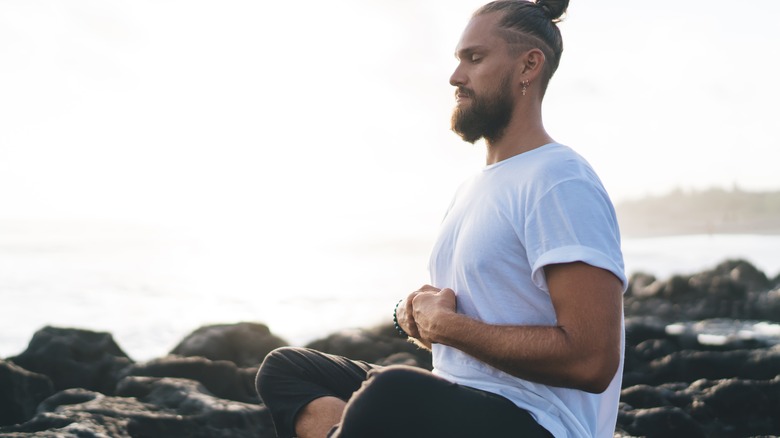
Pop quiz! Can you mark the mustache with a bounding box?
[455,87,475,98]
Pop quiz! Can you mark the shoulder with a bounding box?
[496,143,606,198]
[496,144,596,180]
[521,145,618,222]
[532,143,599,181]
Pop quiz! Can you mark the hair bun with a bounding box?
[536,0,569,21]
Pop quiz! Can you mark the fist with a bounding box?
[411,288,457,342]
[395,285,442,339]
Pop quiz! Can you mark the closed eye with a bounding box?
[455,46,488,64]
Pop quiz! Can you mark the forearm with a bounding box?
[425,312,619,393]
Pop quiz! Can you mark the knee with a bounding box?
[255,346,305,400]
[338,367,431,434]
[360,366,426,399]
[259,346,302,369]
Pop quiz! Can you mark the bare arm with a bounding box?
[411,262,624,393]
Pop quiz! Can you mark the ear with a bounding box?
[517,48,546,82]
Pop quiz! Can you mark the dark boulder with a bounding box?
[708,259,771,293]
[170,322,288,368]
[634,346,780,386]
[619,376,780,437]
[633,339,679,362]
[618,405,707,438]
[687,376,780,437]
[123,355,259,403]
[118,376,274,437]
[0,359,55,427]
[625,317,669,346]
[661,274,698,299]
[626,272,658,298]
[620,384,675,410]
[624,260,780,322]
[0,377,275,438]
[8,326,132,395]
[0,410,130,437]
[0,388,132,436]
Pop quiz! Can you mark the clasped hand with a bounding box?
[395,285,457,347]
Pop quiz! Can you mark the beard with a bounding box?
[450,73,514,144]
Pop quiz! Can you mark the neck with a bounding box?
[484,100,554,165]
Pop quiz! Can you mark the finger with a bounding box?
[417,284,441,292]
[404,294,416,319]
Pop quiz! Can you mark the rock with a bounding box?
[712,259,771,292]
[117,376,274,437]
[624,260,780,322]
[626,272,657,298]
[0,377,275,438]
[751,288,780,321]
[634,346,780,386]
[8,326,132,395]
[625,317,670,346]
[623,317,780,389]
[660,275,696,299]
[0,360,55,427]
[618,405,707,438]
[123,355,259,403]
[0,410,129,437]
[305,323,432,370]
[170,322,288,368]
[688,376,780,436]
[633,339,679,362]
[618,376,780,437]
[620,384,674,410]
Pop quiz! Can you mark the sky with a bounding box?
[1,0,779,245]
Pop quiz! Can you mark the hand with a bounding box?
[412,288,457,345]
[395,285,440,340]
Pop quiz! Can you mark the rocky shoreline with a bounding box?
[2,259,780,437]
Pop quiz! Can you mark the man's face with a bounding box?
[449,13,517,144]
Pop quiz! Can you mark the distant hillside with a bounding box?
[615,188,780,237]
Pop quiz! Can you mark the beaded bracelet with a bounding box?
[393,299,410,338]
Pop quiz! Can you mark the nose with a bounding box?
[449,62,466,87]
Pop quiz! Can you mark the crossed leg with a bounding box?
[256,347,552,438]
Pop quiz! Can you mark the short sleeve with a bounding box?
[524,178,626,292]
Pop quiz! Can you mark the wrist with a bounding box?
[393,299,409,338]
[427,311,468,346]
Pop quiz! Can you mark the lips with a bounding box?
[455,87,474,102]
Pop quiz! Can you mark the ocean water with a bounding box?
[2,221,779,361]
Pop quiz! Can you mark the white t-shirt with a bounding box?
[429,143,627,438]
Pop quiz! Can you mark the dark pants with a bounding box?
[256,347,554,438]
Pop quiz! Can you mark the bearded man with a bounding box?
[256,1,626,437]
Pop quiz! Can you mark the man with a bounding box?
[256,1,626,437]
